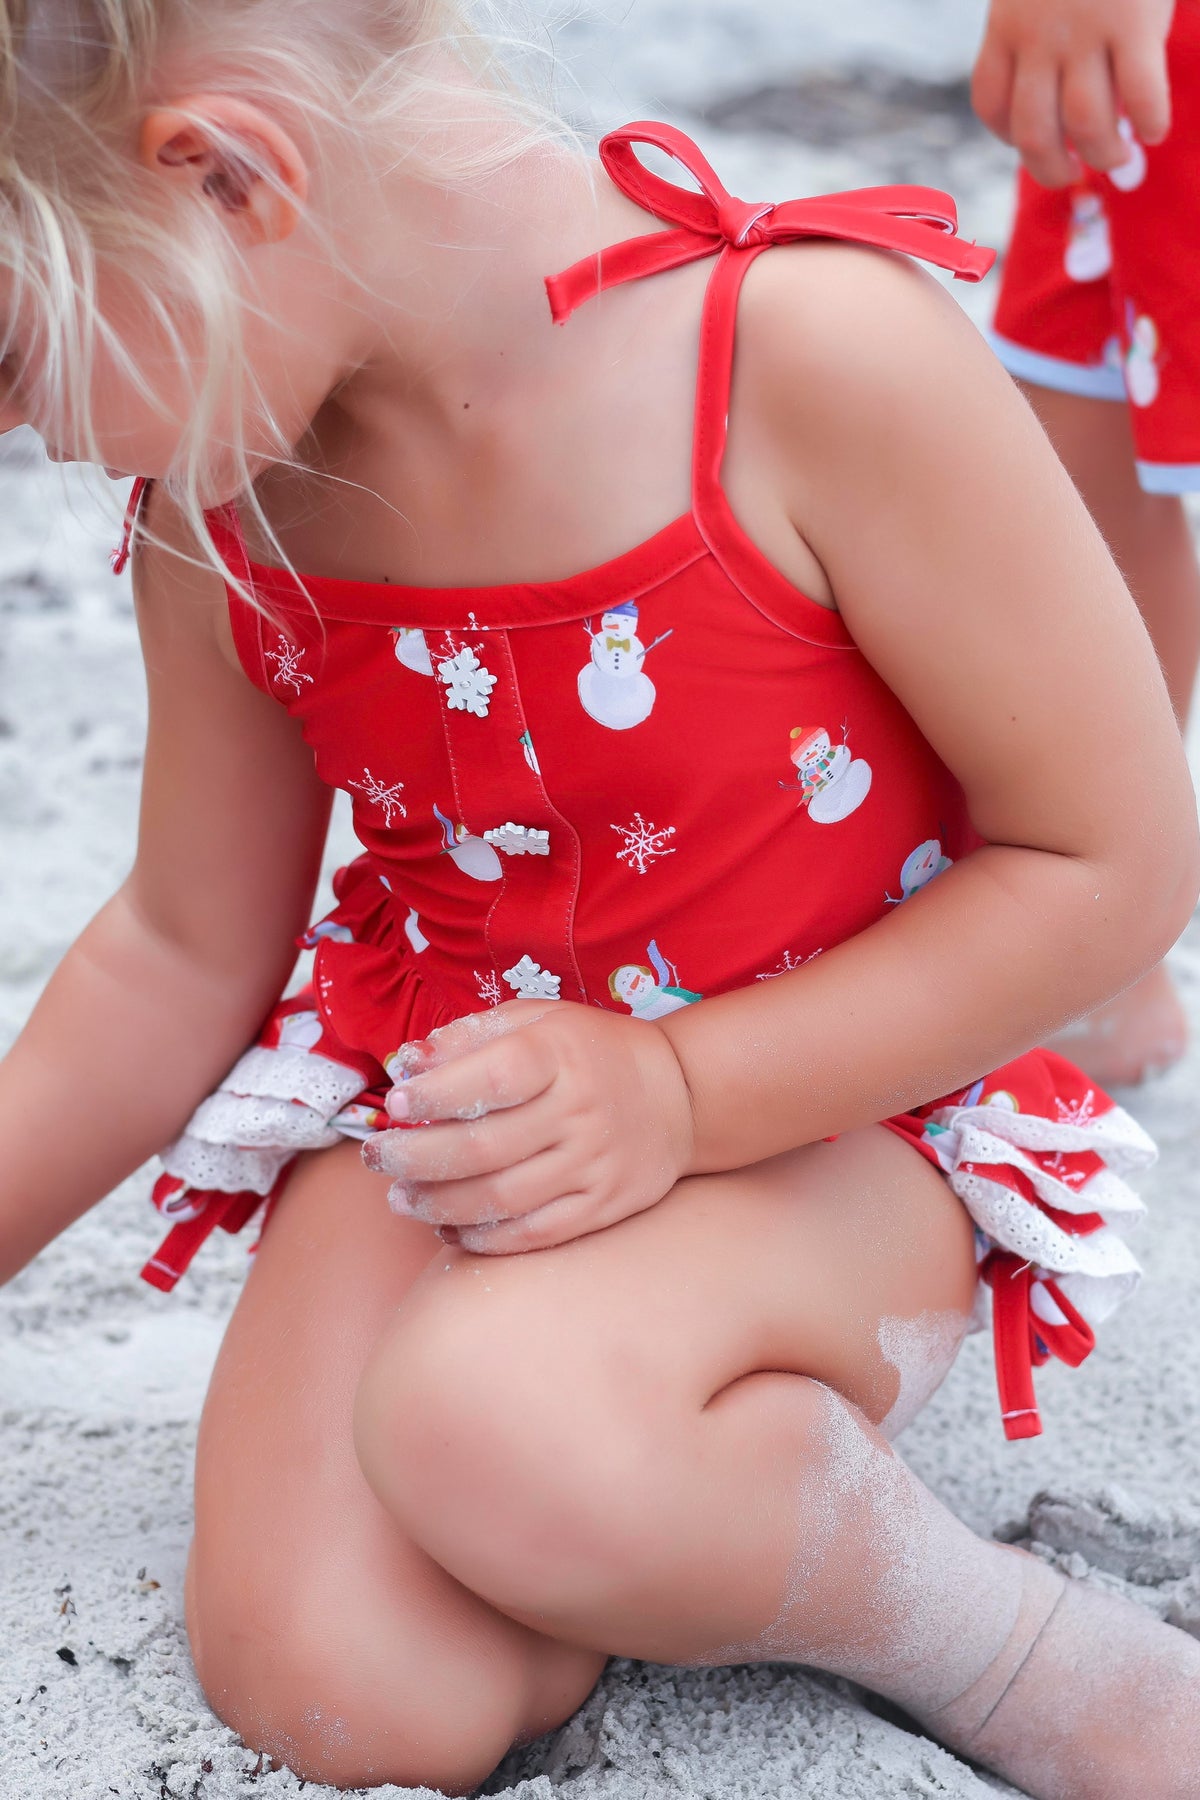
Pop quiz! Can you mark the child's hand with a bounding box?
[361,1002,695,1254]
[973,0,1174,187]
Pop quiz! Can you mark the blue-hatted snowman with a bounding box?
[433,803,503,881]
[578,601,674,731]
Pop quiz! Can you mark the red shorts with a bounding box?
[991,1,1200,493]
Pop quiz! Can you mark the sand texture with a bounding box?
[3,2,1200,1795]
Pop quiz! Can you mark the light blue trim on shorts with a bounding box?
[987,331,1127,402]
[1135,460,1200,495]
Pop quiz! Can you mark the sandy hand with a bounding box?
[973,0,1174,186]
[361,1000,694,1253]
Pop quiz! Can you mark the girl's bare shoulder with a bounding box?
[736,235,1017,457]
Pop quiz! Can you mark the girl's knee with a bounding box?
[186,1547,531,1792]
[353,1263,660,1612]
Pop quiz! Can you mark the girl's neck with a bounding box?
[327,127,653,442]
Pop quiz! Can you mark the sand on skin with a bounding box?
[3,3,1200,1795]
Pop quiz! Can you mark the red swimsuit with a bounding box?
[123,125,1153,1441]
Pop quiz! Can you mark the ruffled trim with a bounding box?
[909,1070,1155,1441]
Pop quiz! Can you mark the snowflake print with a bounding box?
[265,635,313,694]
[503,955,561,1000]
[438,645,497,719]
[475,969,503,1007]
[484,822,550,857]
[756,948,823,982]
[1043,1151,1088,1188]
[1054,1090,1097,1129]
[349,768,408,827]
[611,813,677,875]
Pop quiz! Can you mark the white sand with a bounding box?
[3,3,1200,1795]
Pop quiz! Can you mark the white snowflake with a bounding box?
[756,948,823,981]
[1054,1090,1097,1129]
[503,955,561,1000]
[475,969,502,1007]
[349,768,408,827]
[484,822,551,857]
[437,645,497,719]
[611,813,677,875]
[265,635,313,694]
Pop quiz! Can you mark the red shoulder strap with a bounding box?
[546,121,996,324]
[111,475,152,575]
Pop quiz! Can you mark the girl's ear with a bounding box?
[139,95,309,246]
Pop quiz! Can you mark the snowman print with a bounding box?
[1109,118,1148,193]
[578,601,674,731]
[1124,304,1161,408]
[609,939,702,1021]
[1064,192,1111,283]
[785,724,873,824]
[886,838,953,905]
[433,803,503,881]
[392,627,434,676]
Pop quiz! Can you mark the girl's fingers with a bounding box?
[387,1026,558,1123]
[390,1000,550,1079]
[1060,51,1126,172]
[971,37,1017,143]
[1114,37,1172,146]
[387,1145,580,1229]
[454,1194,599,1256]
[1009,60,1077,187]
[363,1092,563,1184]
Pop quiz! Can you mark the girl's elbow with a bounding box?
[1124,813,1200,962]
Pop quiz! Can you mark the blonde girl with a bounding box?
[1,3,1198,1795]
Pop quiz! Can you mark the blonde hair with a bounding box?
[0,0,577,579]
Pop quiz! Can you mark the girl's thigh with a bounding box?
[187,1138,603,1793]
[375,1122,978,1441]
[353,1125,979,1628]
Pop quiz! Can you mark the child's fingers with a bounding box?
[390,999,549,1078]
[453,1195,598,1257]
[363,1095,561,1185]
[387,1146,579,1230]
[971,37,1017,144]
[1060,51,1127,172]
[1114,36,1172,145]
[1009,60,1078,186]
[387,1029,557,1123]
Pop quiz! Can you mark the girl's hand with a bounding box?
[973,0,1174,187]
[361,1001,695,1254]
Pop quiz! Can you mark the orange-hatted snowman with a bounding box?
[786,724,873,824]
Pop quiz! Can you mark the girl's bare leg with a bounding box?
[355,1127,1200,1800]
[186,1140,602,1793]
[1019,380,1197,1086]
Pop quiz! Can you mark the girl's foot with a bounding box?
[1047,962,1188,1087]
[919,1556,1200,1800]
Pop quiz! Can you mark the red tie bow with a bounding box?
[547,121,996,324]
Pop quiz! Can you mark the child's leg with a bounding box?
[355,1127,1200,1800]
[1020,379,1194,1086]
[1023,381,1200,725]
[186,1140,602,1793]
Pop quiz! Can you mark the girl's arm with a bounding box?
[663,242,1199,1172]
[0,490,330,1283]
[973,0,1175,187]
[368,247,1198,1251]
